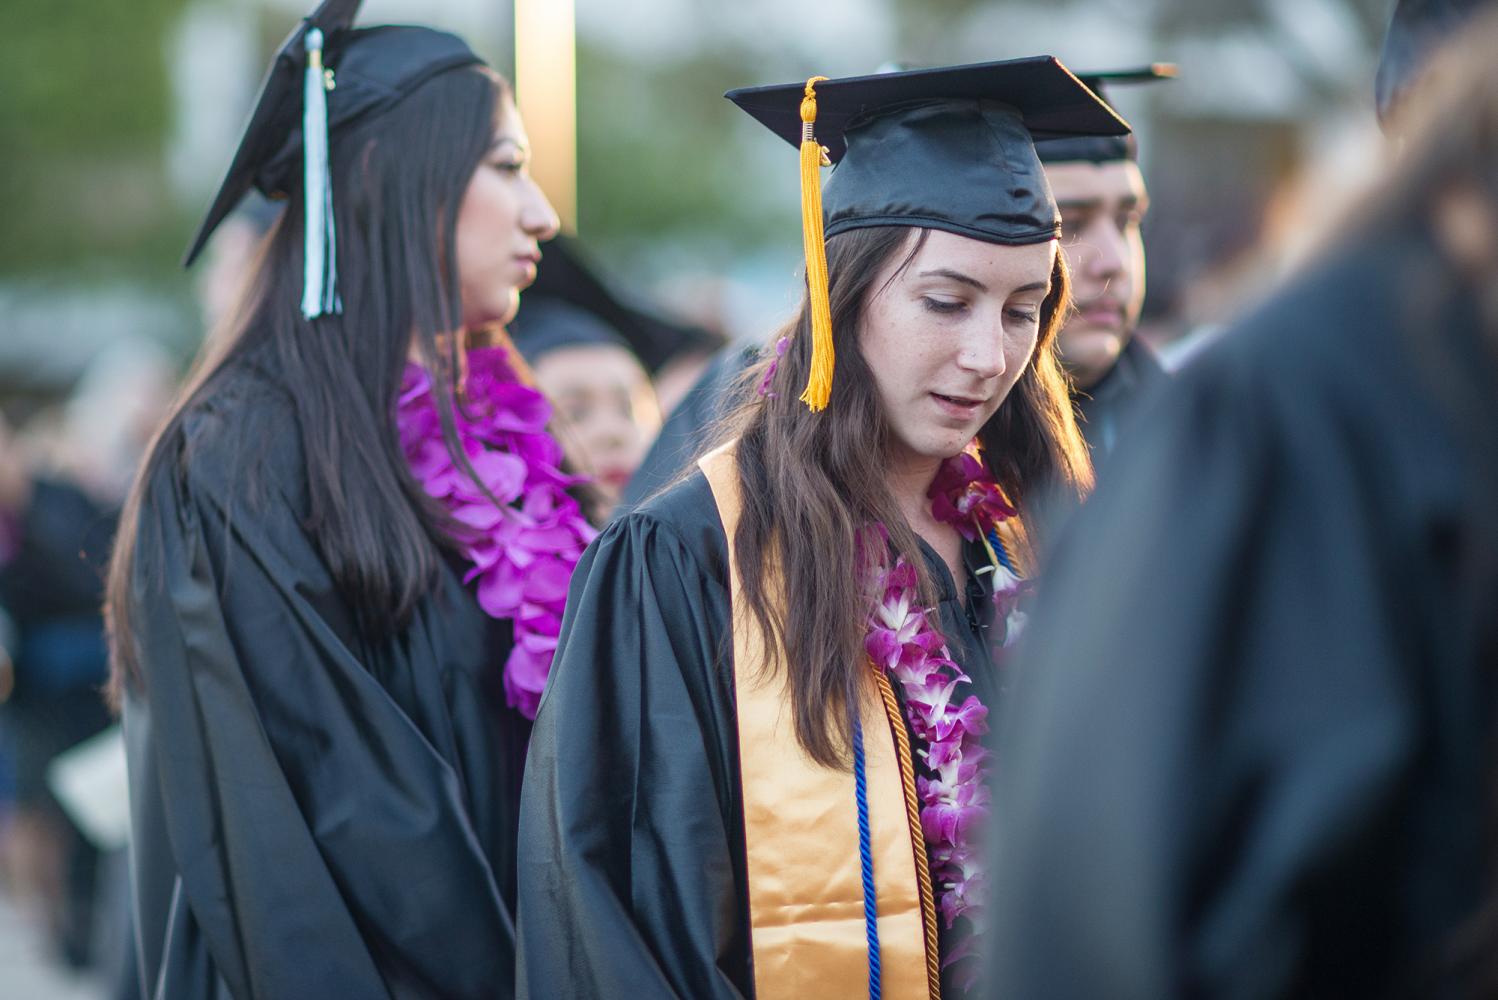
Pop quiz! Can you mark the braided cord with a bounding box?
[871,666,943,999]
[852,720,881,999]
[985,526,1016,574]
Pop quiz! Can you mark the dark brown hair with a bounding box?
[105,66,512,704]
[726,225,1091,768]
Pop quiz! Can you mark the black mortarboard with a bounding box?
[1036,64,1177,164]
[511,237,723,375]
[183,0,484,317]
[726,57,1129,410]
[509,299,630,365]
[1376,0,1495,125]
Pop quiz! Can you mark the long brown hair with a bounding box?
[726,225,1091,768]
[105,66,510,704]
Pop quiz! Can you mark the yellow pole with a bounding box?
[514,0,577,234]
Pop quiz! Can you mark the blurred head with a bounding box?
[455,95,560,328]
[531,343,660,515]
[514,299,661,517]
[1046,159,1150,388]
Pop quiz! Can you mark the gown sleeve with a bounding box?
[989,322,1451,999]
[516,500,751,999]
[124,412,518,1000]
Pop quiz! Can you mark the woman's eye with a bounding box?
[1006,308,1040,324]
[491,159,524,175]
[921,296,967,315]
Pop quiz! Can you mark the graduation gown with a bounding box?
[1072,334,1168,464]
[123,371,530,999]
[516,468,1005,998]
[990,221,1496,998]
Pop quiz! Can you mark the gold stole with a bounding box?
[698,445,939,1000]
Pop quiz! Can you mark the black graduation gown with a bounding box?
[1072,334,1168,464]
[123,372,530,999]
[517,469,1004,998]
[989,222,1496,998]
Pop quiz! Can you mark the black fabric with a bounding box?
[517,470,1006,997]
[184,0,482,265]
[726,58,1129,248]
[1073,335,1169,464]
[508,298,630,364]
[123,369,529,999]
[512,237,724,376]
[1035,65,1175,165]
[989,222,1495,998]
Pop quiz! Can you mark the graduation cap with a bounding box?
[1376,0,1495,126]
[183,0,484,319]
[510,236,723,375]
[1036,64,1177,164]
[509,299,630,364]
[726,57,1130,410]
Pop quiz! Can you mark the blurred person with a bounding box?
[511,301,661,521]
[1039,67,1174,463]
[617,340,759,513]
[195,195,282,335]
[0,411,115,969]
[103,2,595,997]
[989,5,1498,998]
[54,339,177,505]
[516,60,1125,998]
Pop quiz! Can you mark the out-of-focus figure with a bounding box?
[0,412,115,971]
[990,4,1498,998]
[510,299,662,521]
[1038,67,1174,465]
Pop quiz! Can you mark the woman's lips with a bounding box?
[931,392,984,420]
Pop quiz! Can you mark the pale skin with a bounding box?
[858,228,1056,587]
[531,343,662,519]
[453,95,561,330]
[1047,160,1149,389]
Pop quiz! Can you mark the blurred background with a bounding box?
[0,0,1402,995]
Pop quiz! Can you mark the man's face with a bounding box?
[1046,160,1149,389]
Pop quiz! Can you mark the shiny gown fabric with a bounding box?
[123,368,529,999]
[517,470,1003,998]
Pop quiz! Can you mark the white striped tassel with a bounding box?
[300,27,341,318]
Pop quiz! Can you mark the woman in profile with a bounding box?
[517,60,1126,998]
[105,2,592,996]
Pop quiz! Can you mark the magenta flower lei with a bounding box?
[859,450,1026,988]
[396,345,597,720]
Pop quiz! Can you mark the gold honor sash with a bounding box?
[699,445,939,1000]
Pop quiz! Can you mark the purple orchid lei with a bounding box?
[859,450,1027,989]
[396,344,597,720]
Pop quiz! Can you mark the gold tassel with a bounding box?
[798,76,834,412]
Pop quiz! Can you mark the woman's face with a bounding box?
[859,229,1056,471]
[455,96,561,328]
[531,343,662,516]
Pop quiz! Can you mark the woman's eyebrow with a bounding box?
[917,268,986,291]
